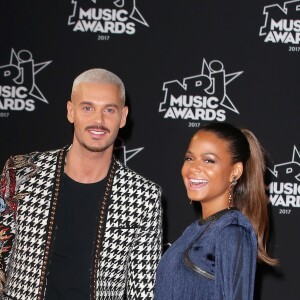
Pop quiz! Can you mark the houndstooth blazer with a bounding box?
[0,147,162,300]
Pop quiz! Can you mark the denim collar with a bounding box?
[199,207,238,225]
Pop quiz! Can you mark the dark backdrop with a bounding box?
[1,1,299,298]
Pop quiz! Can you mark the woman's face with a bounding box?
[181,130,241,208]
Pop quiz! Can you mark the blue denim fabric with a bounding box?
[155,209,257,300]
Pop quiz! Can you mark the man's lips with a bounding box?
[86,126,110,135]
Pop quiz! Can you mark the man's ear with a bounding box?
[119,106,128,128]
[67,100,74,124]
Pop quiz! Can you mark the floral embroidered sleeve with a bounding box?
[0,154,37,292]
[0,157,18,292]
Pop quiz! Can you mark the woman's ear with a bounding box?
[231,162,243,181]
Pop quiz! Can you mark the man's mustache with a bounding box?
[85,125,110,133]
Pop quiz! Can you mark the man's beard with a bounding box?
[80,141,114,153]
[75,125,115,153]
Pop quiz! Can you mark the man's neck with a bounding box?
[64,145,112,184]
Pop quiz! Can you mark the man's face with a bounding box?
[67,82,128,154]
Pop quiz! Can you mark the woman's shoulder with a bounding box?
[181,220,201,236]
[216,208,255,235]
[215,210,258,255]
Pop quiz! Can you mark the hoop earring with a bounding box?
[228,175,237,207]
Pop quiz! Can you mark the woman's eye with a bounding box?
[204,159,215,163]
[184,156,193,161]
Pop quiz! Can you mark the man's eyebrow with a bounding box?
[78,101,119,108]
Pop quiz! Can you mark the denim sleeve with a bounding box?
[215,224,258,300]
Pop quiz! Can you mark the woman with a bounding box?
[155,122,277,300]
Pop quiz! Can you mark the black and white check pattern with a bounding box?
[2,150,59,300]
[0,148,162,300]
[96,161,162,299]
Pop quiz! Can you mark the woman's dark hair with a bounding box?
[197,122,277,266]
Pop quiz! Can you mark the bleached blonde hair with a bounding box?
[72,68,125,103]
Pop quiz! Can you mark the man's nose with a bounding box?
[94,110,104,123]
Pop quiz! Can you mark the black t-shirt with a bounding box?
[45,173,106,300]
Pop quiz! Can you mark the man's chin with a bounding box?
[82,142,112,153]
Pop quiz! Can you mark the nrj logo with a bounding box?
[268,146,300,208]
[68,0,149,36]
[159,59,242,121]
[0,49,51,113]
[259,0,300,45]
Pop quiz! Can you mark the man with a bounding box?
[0,69,162,299]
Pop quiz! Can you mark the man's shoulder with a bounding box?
[1,147,65,202]
[114,159,161,191]
[10,147,62,159]
[4,147,65,171]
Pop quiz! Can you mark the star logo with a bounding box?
[259,0,300,45]
[268,146,300,181]
[159,59,243,121]
[0,49,51,103]
[114,137,144,165]
[68,0,149,28]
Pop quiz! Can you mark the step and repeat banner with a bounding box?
[1,0,299,298]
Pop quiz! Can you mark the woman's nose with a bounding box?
[190,162,203,173]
